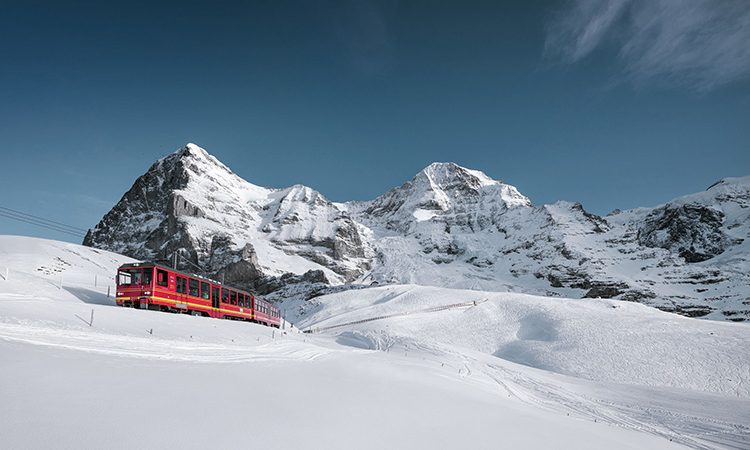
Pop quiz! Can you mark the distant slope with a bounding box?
[292,285,750,398]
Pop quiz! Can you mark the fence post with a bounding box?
[107,286,111,298]
[59,274,63,289]
[94,274,97,287]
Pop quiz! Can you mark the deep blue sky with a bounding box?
[1,0,748,243]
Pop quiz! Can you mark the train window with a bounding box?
[188,279,199,297]
[230,291,237,305]
[176,277,186,294]
[240,293,246,307]
[221,289,229,304]
[212,287,220,303]
[156,269,168,287]
[201,282,210,300]
[142,269,152,285]
[117,270,133,285]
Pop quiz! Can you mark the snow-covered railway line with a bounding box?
[0,321,331,363]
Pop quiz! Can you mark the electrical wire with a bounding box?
[0,208,86,238]
[0,205,88,233]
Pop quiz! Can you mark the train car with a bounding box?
[253,297,281,328]
[115,262,281,327]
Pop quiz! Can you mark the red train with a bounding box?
[115,262,281,328]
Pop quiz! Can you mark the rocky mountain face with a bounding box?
[84,144,371,291]
[85,144,750,321]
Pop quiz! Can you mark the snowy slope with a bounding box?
[84,143,750,321]
[0,235,134,304]
[0,236,706,449]
[288,285,750,449]
[291,285,750,398]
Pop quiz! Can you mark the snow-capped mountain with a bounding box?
[83,144,370,287]
[84,144,750,321]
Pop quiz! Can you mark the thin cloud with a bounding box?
[337,0,396,76]
[545,0,750,91]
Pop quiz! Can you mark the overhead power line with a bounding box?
[0,206,88,233]
[0,206,88,238]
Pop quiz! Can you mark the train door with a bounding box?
[175,276,188,312]
[212,286,220,312]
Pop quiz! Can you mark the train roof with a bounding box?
[119,261,227,289]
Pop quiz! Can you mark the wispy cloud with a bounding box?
[336,0,396,76]
[545,0,750,91]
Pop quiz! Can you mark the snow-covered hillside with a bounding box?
[1,236,748,449]
[83,143,750,321]
[291,285,750,398]
[0,235,134,304]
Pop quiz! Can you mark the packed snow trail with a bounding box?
[303,299,486,333]
[0,321,330,363]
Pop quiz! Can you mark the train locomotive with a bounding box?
[115,262,281,328]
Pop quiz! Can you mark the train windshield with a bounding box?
[118,268,152,286]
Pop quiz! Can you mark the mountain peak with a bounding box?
[419,162,498,189]
[173,142,214,162]
[160,142,238,180]
[413,161,531,209]
[182,142,209,156]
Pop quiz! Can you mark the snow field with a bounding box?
[1,236,748,449]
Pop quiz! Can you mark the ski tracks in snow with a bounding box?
[477,360,750,450]
[374,336,750,450]
[0,322,330,364]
